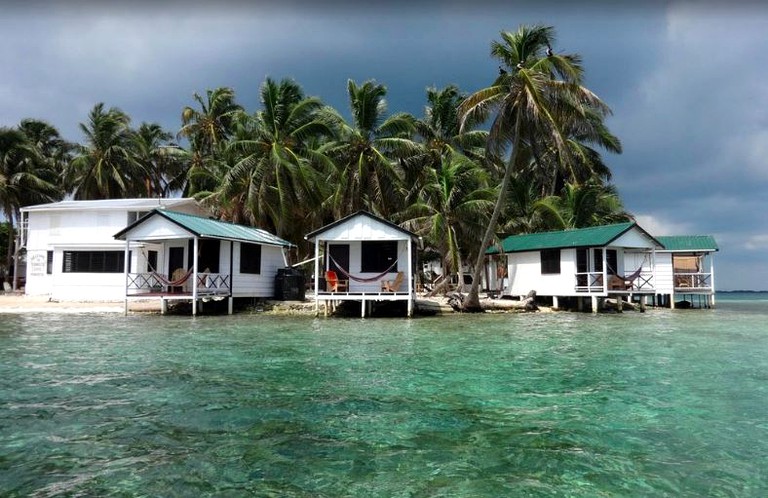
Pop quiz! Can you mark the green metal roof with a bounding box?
[115,209,294,247]
[488,222,641,254]
[657,235,718,252]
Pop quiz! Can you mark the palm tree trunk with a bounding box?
[4,215,13,285]
[463,130,521,311]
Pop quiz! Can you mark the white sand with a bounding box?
[0,294,161,314]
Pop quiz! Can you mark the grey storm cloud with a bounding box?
[2,1,768,289]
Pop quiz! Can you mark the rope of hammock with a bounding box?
[151,269,193,287]
[328,255,398,282]
[618,253,650,283]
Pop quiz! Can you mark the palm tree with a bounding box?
[458,25,615,310]
[132,122,187,197]
[526,108,622,196]
[401,151,495,295]
[178,87,242,196]
[533,181,630,230]
[403,85,488,205]
[212,78,336,243]
[65,103,142,199]
[18,119,72,179]
[326,79,418,218]
[0,124,63,286]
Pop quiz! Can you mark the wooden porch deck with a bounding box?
[315,291,414,317]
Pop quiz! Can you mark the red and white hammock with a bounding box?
[329,255,398,283]
[151,269,193,287]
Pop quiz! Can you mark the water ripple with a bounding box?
[1,303,767,496]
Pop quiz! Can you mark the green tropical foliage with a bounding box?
[533,181,630,230]
[65,103,141,199]
[9,24,626,300]
[0,120,67,284]
[213,78,336,241]
[458,24,619,309]
[326,79,417,218]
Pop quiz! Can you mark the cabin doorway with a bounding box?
[168,246,185,274]
[328,244,350,273]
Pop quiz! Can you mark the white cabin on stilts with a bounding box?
[114,209,294,315]
[305,211,418,317]
[489,222,719,312]
[655,236,718,308]
[490,222,663,312]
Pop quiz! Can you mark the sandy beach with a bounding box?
[0,294,161,314]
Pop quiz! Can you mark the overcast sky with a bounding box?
[2,1,767,290]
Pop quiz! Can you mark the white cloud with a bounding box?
[744,234,768,251]
[634,214,692,236]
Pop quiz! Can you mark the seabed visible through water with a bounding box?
[1,293,767,496]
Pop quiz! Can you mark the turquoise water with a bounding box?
[1,295,767,496]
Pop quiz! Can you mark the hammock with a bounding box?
[623,265,644,283]
[329,254,398,283]
[151,269,193,287]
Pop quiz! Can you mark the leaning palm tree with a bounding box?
[401,151,495,295]
[64,103,142,199]
[458,25,615,310]
[326,79,418,218]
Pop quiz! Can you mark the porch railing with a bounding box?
[674,272,712,291]
[126,272,231,295]
[575,270,655,293]
[575,272,605,293]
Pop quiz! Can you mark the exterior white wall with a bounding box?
[231,242,286,298]
[507,249,579,297]
[654,252,675,293]
[318,216,406,241]
[326,240,410,293]
[25,208,137,299]
[23,201,228,300]
[612,230,658,249]
[124,216,190,240]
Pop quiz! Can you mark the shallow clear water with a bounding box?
[1,295,767,496]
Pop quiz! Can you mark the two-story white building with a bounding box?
[19,199,295,315]
[20,198,204,301]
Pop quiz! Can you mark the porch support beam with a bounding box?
[192,236,199,316]
[123,239,130,316]
[313,238,320,316]
[709,254,716,307]
[407,236,413,317]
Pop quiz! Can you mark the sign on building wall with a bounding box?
[28,251,46,277]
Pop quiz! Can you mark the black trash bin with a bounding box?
[274,267,306,301]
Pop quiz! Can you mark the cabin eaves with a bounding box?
[305,210,417,242]
[21,198,197,212]
[488,222,662,254]
[114,209,294,247]
[657,235,719,252]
